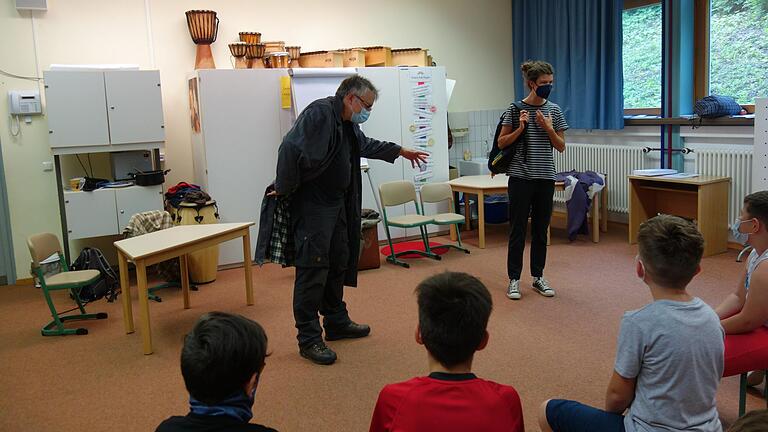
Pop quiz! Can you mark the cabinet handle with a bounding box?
[120,210,125,214]
[110,106,115,110]
[65,200,69,204]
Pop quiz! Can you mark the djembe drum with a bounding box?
[245,43,266,69]
[176,200,220,284]
[286,46,301,68]
[185,10,219,69]
[229,43,248,69]
[239,32,261,44]
[265,52,290,68]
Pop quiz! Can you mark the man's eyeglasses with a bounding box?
[354,94,373,111]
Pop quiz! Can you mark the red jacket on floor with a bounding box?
[369,373,524,432]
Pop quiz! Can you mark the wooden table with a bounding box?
[448,175,608,249]
[628,175,730,257]
[114,222,255,354]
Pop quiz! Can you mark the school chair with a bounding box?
[27,233,108,336]
[419,182,471,254]
[379,180,440,268]
[723,328,768,416]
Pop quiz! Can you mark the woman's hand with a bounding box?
[518,110,530,131]
[536,110,554,132]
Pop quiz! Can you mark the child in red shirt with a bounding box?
[369,272,524,432]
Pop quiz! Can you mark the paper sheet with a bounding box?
[289,68,357,116]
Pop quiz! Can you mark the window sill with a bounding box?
[624,116,754,126]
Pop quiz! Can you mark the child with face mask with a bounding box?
[155,312,276,432]
[716,190,768,386]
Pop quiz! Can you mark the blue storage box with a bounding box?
[484,194,508,224]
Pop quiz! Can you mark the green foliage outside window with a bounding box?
[622,0,768,108]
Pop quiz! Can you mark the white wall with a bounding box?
[0,0,514,279]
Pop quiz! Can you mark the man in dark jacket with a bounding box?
[271,75,428,365]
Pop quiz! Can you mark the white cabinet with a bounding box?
[105,71,165,145]
[45,71,110,148]
[63,185,163,239]
[64,189,119,239]
[44,70,164,152]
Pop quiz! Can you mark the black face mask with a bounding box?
[535,84,552,99]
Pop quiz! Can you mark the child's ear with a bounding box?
[476,330,489,351]
[636,259,644,280]
[415,326,424,345]
[244,372,259,395]
[694,264,702,277]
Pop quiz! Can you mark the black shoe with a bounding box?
[325,322,371,341]
[299,341,337,365]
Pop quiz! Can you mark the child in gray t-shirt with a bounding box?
[539,215,724,432]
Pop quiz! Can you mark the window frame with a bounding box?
[623,0,756,115]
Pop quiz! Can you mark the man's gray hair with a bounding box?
[335,74,379,101]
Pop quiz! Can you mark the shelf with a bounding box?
[624,116,754,126]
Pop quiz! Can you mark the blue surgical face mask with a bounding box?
[731,217,755,244]
[351,106,370,124]
[535,83,553,99]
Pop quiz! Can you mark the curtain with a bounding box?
[512,0,624,130]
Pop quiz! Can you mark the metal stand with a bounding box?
[362,165,382,215]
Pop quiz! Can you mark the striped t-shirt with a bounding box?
[501,100,568,180]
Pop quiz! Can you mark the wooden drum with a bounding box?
[245,43,266,68]
[177,200,220,284]
[229,43,248,69]
[263,41,286,54]
[185,10,219,69]
[286,46,301,68]
[239,32,261,44]
[265,52,290,69]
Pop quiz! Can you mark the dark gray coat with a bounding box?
[256,96,401,287]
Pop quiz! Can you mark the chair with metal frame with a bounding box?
[419,182,471,255]
[27,233,108,336]
[378,180,440,268]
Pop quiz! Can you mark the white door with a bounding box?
[63,189,118,239]
[115,185,164,232]
[399,67,450,236]
[105,70,165,145]
[358,68,407,241]
[44,71,110,148]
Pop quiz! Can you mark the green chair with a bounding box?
[27,233,108,336]
[737,370,768,416]
[378,180,440,268]
[419,182,471,255]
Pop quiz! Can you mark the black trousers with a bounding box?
[507,177,555,280]
[292,206,351,348]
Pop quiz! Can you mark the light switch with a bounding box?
[42,161,53,172]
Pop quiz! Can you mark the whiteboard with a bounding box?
[290,68,356,117]
[755,98,768,192]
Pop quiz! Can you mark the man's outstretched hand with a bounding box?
[400,147,430,168]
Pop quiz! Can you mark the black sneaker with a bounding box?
[325,322,371,341]
[299,341,337,365]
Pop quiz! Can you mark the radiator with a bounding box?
[553,144,647,213]
[694,148,752,223]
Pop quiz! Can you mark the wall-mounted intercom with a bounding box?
[8,90,42,115]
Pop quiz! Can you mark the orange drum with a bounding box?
[176,200,220,284]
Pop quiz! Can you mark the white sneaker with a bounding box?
[506,279,521,300]
[532,277,555,297]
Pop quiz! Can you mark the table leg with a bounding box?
[118,250,134,334]
[136,260,153,355]
[601,187,608,233]
[477,192,486,249]
[592,193,600,243]
[463,193,471,231]
[180,254,190,309]
[243,230,254,306]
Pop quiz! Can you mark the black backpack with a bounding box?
[488,101,527,174]
[70,247,119,303]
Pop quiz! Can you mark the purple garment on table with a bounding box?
[555,170,604,241]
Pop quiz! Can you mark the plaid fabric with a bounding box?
[123,210,180,281]
[267,196,294,266]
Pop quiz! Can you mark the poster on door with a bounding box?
[409,70,435,188]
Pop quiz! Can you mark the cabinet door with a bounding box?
[115,185,164,232]
[105,71,165,145]
[64,189,117,239]
[44,71,110,148]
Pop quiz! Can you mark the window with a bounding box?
[622,3,662,109]
[709,0,768,105]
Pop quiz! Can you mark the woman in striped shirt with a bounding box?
[497,60,568,300]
